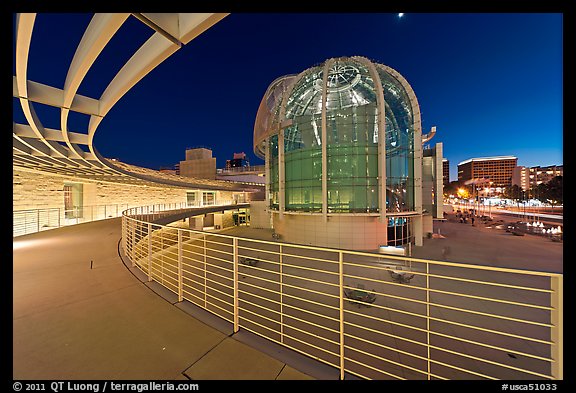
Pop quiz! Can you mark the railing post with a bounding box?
[280,244,284,344]
[116,204,119,217]
[233,237,239,333]
[148,222,152,282]
[37,209,40,233]
[339,250,345,380]
[178,229,183,302]
[551,275,563,379]
[426,261,431,380]
[58,207,61,228]
[203,233,207,308]
[104,205,107,218]
[130,221,136,268]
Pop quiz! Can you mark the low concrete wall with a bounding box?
[272,213,389,251]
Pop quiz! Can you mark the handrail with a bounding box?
[121,203,563,380]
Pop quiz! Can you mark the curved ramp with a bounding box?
[12,218,322,379]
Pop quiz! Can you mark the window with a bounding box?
[203,191,215,206]
[64,183,83,218]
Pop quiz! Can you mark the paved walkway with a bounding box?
[13,219,323,380]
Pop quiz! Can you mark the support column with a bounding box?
[232,237,239,333]
[278,129,285,219]
[355,56,387,241]
[264,137,271,226]
[177,229,183,302]
[321,59,335,222]
[551,275,563,379]
[435,141,444,219]
[413,215,423,246]
[338,250,345,380]
[147,222,152,281]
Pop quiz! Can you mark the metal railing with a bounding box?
[121,204,563,380]
[13,201,203,237]
[217,165,265,174]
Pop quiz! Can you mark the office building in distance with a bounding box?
[457,156,517,193]
[442,158,450,186]
[512,165,563,191]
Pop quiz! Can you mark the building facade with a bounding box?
[253,56,443,251]
[512,165,563,191]
[457,156,517,189]
[179,148,217,180]
[442,158,450,186]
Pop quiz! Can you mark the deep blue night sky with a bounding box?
[13,13,563,181]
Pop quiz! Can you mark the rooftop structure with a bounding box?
[457,155,518,189]
[13,13,229,188]
[253,56,443,250]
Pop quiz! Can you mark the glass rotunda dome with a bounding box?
[254,56,421,215]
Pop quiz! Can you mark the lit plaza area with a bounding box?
[13,13,563,381]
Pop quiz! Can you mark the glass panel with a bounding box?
[265,59,418,215]
[269,135,279,209]
[64,183,83,218]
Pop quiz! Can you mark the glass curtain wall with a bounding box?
[325,60,379,213]
[283,69,323,212]
[264,58,417,216]
[268,135,279,210]
[377,66,415,213]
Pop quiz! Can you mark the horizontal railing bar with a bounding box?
[427,357,498,380]
[239,325,342,370]
[428,315,554,345]
[343,333,430,376]
[181,270,206,284]
[206,300,234,322]
[430,330,554,363]
[428,344,553,380]
[239,271,341,305]
[431,302,554,328]
[344,319,427,349]
[280,251,340,266]
[427,288,554,311]
[238,280,341,314]
[343,350,405,380]
[426,273,553,293]
[237,244,280,256]
[281,260,339,276]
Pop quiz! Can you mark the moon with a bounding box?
[398,13,404,18]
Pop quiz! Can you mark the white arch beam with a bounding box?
[13,12,242,191]
[61,13,130,167]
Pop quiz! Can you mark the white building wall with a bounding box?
[13,167,188,211]
[249,200,271,229]
[272,213,390,251]
[214,211,234,229]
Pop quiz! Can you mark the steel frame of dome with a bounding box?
[253,56,424,224]
[13,13,241,190]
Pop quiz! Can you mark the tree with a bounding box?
[529,176,562,206]
[545,175,563,207]
[504,184,524,202]
[532,183,548,204]
[443,180,463,197]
